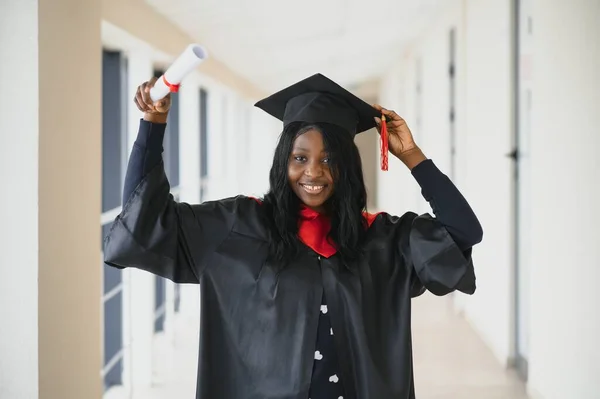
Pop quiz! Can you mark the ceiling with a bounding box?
[144,0,446,93]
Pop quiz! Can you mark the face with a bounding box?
[288,129,335,213]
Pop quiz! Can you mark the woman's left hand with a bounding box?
[372,104,419,159]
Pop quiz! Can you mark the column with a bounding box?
[37,0,103,397]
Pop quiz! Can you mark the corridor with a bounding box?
[2,1,599,398]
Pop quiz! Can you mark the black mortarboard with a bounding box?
[254,73,380,137]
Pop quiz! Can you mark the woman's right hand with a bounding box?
[135,77,171,123]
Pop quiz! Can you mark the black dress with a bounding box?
[105,120,483,399]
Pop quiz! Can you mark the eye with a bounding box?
[293,155,307,162]
[322,157,330,164]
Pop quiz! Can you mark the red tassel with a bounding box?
[380,114,389,171]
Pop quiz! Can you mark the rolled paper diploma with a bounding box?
[150,44,208,102]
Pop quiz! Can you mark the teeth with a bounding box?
[302,184,324,192]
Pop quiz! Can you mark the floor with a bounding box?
[411,295,529,399]
[109,293,530,399]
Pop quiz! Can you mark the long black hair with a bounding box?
[261,121,368,267]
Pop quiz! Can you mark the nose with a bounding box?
[304,160,324,178]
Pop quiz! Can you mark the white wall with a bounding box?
[458,0,515,367]
[378,0,515,368]
[527,1,600,398]
[0,2,40,397]
[245,109,282,198]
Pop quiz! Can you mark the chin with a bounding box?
[303,199,326,209]
[299,194,332,211]
[292,184,333,211]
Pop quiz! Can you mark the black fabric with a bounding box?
[411,159,482,250]
[106,120,483,399]
[122,119,165,205]
[254,73,381,136]
[310,291,345,399]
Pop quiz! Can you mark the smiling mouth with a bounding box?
[300,183,327,194]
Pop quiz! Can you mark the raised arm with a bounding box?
[103,78,236,283]
[374,105,482,297]
[121,119,165,206]
[410,158,483,250]
[374,105,482,248]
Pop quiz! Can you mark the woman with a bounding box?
[104,73,483,399]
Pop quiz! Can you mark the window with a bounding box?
[167,83,180,188]
[101,49,128,390]
[415,57,423,136]
[155,276,167,332]
[199,88,209,201]
[449,28,457,179]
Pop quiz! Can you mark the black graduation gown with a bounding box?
[104,120,481,399]
[104,161,478,399]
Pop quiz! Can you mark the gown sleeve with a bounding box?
[406,159,483,297]
[103,120,237,284]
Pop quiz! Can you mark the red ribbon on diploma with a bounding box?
[163,75,181,93]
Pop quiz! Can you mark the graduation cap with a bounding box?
[254,73,390,170]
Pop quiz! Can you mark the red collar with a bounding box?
[297,206,380,258]
[297,206,335,257]
[250,198,380,258]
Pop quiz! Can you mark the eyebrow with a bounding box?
[292,147,328,154]
[292,147,310,152]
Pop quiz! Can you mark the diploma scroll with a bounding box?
[150,44,208,102]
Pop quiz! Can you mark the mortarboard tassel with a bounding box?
[380,114,389,171]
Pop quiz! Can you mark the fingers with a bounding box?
[387,110,403,122]
[388,119,407,128]
[145,77,160,107]
[141,82,155,110]
[135,85,152,112]
[134,78,167,113]
[372,104,404,122]
[134,96,145,112]
[382,109,403,122]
